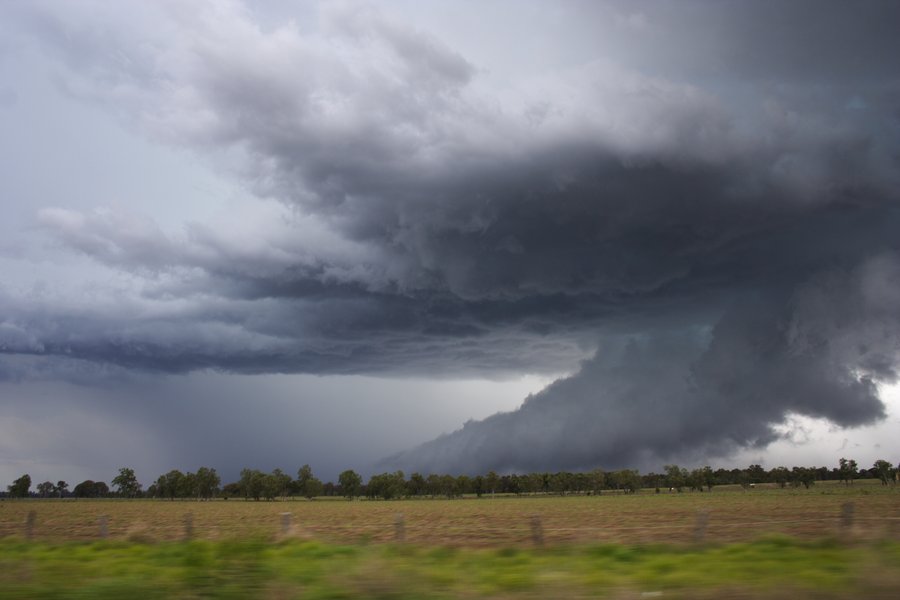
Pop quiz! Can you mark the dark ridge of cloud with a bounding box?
[384,254,900,474]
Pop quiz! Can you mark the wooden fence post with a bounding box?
[394,513,405,542]
[183,512,194,541]
[25,511,36,541]
[98,515,109,539]
[693,510,709,544]
[530,514,544,547]
[840,502,855,537]
[280,512,292,535]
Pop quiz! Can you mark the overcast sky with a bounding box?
[1,0,899,486]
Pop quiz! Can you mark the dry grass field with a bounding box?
[2,483,900,598]
[2,481,898,547]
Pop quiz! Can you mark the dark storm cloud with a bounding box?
[3,0,900,471]
[387,254,900,473]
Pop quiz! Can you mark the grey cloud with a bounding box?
[3,0,900,470]
[385,254,900,474]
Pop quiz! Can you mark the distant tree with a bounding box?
[112,467,142,498]
[296,464,313,495]
[270,469,292,499]
[73,480,109,498]
[791,467,816,489]
[838,458,858,485]
[180,472,198,498]
[406,472,426,497]
[304,477,324,499]
[456,475,471,497]
[611,469,641,493]
[664,464,686,491]
[472,475,485,498]
[156,470,184,500]
[7,474,31,498]
[873,460,894,486]
[194,467,221,500]
[221,482,241,498]
[485,471,499,497]
[260,473,280,501]
[589,468,606,495]
[37,481,55,497]
[770,467,790,489]
[56,480,68,498]
[746,464,766,484]
[239,468,265,501]
[425,474,441,497]
[338,469,362,499]
[367,471,406,500]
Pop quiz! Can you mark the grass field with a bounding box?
[2,481,898,546]
[2,536,900,599]
[2,483,899,598]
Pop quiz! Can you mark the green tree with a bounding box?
[770,466,790,489]
[303,477,324,499]
[367,471,406,500]
[664,464,686,491]
[239,468,265,500]
[873,460,894,486]
[8,474,32,498]
[56,480,68,498]
[155,470,184,500]
[472,475,485,497]
[73,480,109,498]
[838,458,858,485]
[485,471,499,497]
[338,469,362,499]
[37,481,55,497]
[791,466,816,489]
[747,464,766,484]
[270,468,292,499]
[112,467,142,498]
[194,467,221,500]
[406,472,426,497]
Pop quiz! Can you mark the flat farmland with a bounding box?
[2,483,898,547]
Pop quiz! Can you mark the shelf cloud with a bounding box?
[2,0,899,474]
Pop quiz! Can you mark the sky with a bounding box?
[1,0,899,487]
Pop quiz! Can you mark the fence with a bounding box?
[9,501,900,547]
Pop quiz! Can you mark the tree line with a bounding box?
[4,457,898,500]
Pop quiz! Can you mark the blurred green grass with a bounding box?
[2,536,899,599]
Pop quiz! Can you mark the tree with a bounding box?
[112,467,142,498]
[664,464,686,492]
[770,466,790,489]
[366,471,406,500]
[303,477,324,499]
[296,464,313,495]
[56,481,68,498]
[73,480,109,498]
[8,474,31,498]
[485,471,499,497]
[156,470,184,500]
[239,469,265,500]
[838,458,858,485]
[791,467,816,489]
[270,469,292,499]
[338,469,362,499]
[747,464,766,484]
[873,460,894,486]
[37,481,55,497]
[194,467,221,500]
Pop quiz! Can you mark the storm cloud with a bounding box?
[2,0,899,474]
